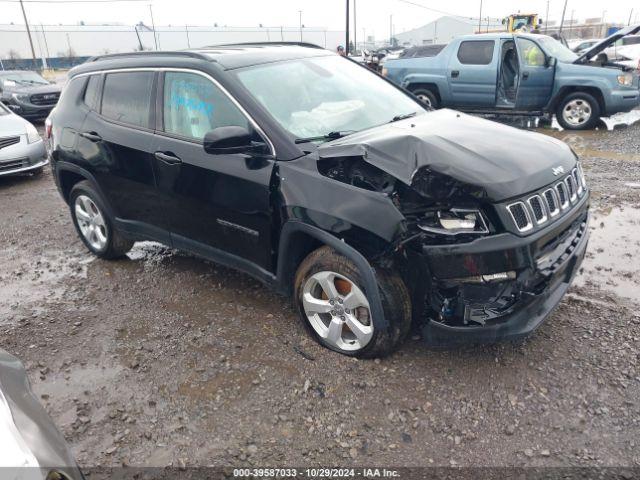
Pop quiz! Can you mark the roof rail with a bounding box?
[86,50,211,63]
[195,41,325,50]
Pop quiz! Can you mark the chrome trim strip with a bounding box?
[543,188,560,217]
[507,201,533,233]
[572,168,583,195]
[527,194,548,224]
[555,182,569,210]
[71,67,277,156]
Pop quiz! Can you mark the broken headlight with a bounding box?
[418,209,489,236]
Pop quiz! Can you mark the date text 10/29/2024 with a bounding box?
[233,468,401,478]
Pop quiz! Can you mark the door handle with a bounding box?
[451,70,460,78]
[154,151,182,165]
[79,131,102,142]
[522,71,530,80]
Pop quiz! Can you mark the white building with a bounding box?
[394,15,503,46]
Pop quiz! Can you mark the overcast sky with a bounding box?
[3,0,639,38]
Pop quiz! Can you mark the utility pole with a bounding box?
[353,0,357,53]
[545,0,550,33]
[601,10,606,25]
[40,24,50,60]
[389,14,392,45]
[149,4,158,50]
[558,0,568,35]
[345,0,350,54]
[628,9,634,26]
[134,25,144,51]
[569,9,574,36]
[298,10,303,42]
[478,0,483,33]
[18,0,38,70]
[185,25,190,48]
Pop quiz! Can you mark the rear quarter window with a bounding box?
[457,40,495,65]
[101,71,154,128]
[83,75,100,110]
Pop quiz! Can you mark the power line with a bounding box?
[0,0,150,3]
[397,0,484,21]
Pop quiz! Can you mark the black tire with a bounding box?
[556,92,601,130]
[69,180,133,259]
[31,167,44,176]
[294,246,411,358]
[410,88,439,109]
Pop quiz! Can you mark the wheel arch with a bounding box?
[406,82,442,104]
[548,86,605,114]
[275,221,389,332]
[55,162,116,218]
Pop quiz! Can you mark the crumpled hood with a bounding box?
[317,109,577,202]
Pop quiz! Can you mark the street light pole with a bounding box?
[345,0,350,54]
[149,4,158,50]
[353,0,357,53]
[478,0,483,33]
[558,0,568,35]
[545,0,550,33]
[18,0,38,70]
[298,10,303,42]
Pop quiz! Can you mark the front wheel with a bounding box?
[556,92,601,130]
[294,246,411,358]
[410,88,439,109]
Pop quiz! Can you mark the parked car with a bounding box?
[0,101,47,176]
[603,34,640,61]
[0,70,61,121]
[569,38,601,55]
[615,44,640,71]
[48,44,589,357]
[0,349,83,479]
[382,26,640,130]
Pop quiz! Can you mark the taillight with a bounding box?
[44,117,52,139]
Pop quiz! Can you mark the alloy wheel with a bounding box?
[562,99,592,127]
[416,93,432,107]
[74,195,108,251]
[301,271,373,352]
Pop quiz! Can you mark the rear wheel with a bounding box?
[294,246,411,358]
[410,87,439,109]
[69,180,133,259]
[556,92,600,130]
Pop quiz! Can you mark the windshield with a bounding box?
[0,72,49,87]
[234,55,423,140]
[537,37,578,62]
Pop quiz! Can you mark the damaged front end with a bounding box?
[312,113,590,345]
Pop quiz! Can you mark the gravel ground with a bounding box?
[0,117,639,470]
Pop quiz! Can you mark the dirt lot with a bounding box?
[1,116,639,470]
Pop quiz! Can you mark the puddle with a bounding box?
[0,247,93,321]
[574,205,640,301]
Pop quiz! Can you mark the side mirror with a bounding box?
[545,56,557,68]
[203,126,267,155]
[539,19,544,25]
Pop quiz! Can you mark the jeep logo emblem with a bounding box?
[552,166,565,176]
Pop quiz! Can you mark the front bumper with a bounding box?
[419,193,590,346]
[605,88,640,115]
[0,137,48,176]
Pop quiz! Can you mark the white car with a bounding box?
[570,38,601,55]
[604,34,640,61]
[616,44,640,70]
[0,101,47,176]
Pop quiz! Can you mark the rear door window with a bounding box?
[84,75,100,110]
[162,71,249,141]
[457,40,495,65]
[101,71,154,128]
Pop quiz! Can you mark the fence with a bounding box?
[0,23,348,69]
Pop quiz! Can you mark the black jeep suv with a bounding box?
[47,43,590,357]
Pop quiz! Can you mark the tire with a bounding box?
[69,180,133,259]
[556,92,601,130]
[294,246,411,358]
[410,88,439,108]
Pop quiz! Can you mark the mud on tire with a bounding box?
[294,246,412,358]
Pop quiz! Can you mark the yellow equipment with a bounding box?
[503,14,542,33]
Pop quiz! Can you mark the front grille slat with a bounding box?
[0,158,28,172]
[565,176,577,202]
[543,188,560,217]
[527,195,547,224]
[507,202,533,232]
[0,136,20,150]
[29,92,60,106]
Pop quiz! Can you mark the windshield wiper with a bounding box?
[294,130,357,144]
[389,111,418,123]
